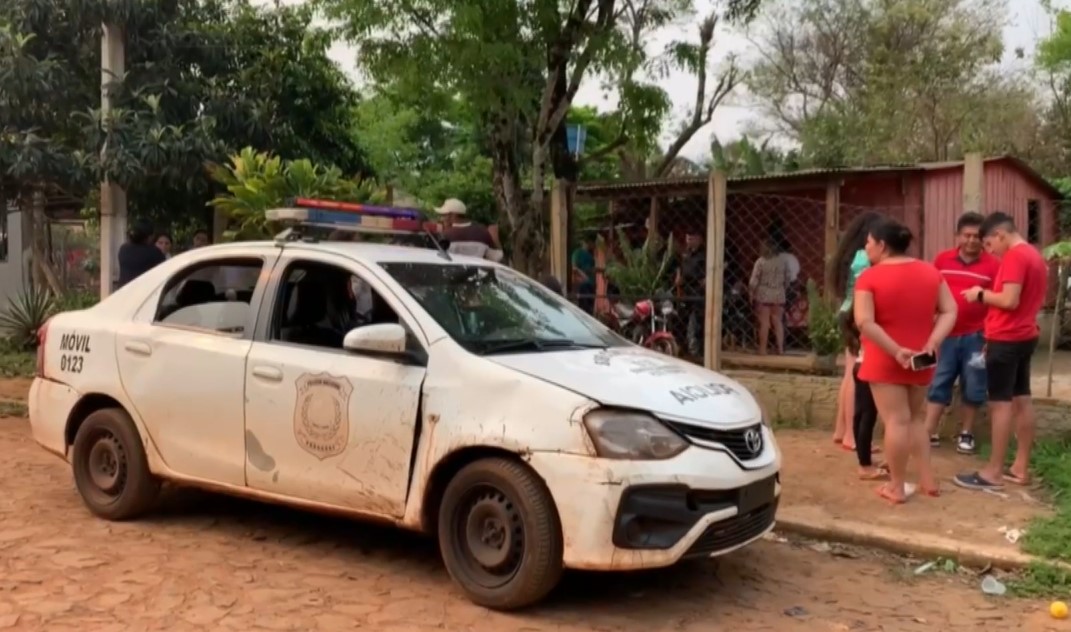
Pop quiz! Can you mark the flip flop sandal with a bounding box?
[876,482,916,505]
[1002,468,1030,486]
[953,471,1004,491]
[920,486,941,497]
[859,466,890,481]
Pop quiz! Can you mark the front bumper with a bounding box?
[528,428,781,571]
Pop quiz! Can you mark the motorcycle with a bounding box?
[612,296,681,357]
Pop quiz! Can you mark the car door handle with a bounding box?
[123,341,152,356]
[252,365,283,382]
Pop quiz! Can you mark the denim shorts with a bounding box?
[926,331,987,406]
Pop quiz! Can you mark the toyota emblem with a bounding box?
[744,427,763,456]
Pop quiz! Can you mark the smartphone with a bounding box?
[910,352,937,371]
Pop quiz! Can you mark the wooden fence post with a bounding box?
[549,179,568,286]
[823,179,841,302]
[704,171,727,370]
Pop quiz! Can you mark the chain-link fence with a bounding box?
[568,177,920,365]
[47,222,99,296]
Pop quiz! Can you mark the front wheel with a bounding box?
[438,458,564,610]
[651,336,680,357]
[71,407,160,521]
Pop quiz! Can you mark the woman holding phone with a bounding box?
[854,219,957,504]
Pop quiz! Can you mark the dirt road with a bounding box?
[0,418,1061,631]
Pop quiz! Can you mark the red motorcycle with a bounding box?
[612,298,680,357]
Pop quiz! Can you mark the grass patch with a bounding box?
[981,436,1071,595]
[0,401,27,418]
[0,347,34,378]
[1010,561,1071,597]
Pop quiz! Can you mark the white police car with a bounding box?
[28,199,781,610]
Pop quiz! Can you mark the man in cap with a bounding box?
[435,198,503,262]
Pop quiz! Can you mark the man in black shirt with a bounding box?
[676,230,706,356]
[117,222,166,288]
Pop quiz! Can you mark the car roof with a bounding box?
[201,240,497,267]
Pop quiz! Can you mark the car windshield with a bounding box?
[380,262,625,355]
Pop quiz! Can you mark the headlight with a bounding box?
[583,410,688,460]
[660,300,673,315]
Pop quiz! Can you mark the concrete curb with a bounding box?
[774,508,1039,571]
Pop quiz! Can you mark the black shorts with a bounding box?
[985,338,1038,402]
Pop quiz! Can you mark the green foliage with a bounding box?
[1,0,370,234]
[55,290,98,313]
[806,280,841,356]
[707,135,801,176]
[747,0,1043,166]
[322,0,763,274]
[602,229,675,300]
[353,92,497,225]
[0,336,35,378]
[0,286,55,350]
[208,147,384,240]
[1015,438,1071,563]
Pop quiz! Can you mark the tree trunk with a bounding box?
[29,190,63,296]
[489,113,546,277]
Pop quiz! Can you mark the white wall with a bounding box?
[0,207,29,305]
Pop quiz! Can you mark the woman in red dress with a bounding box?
[854,220,957,503]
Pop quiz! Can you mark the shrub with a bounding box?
[806,279,841,356]
[0,286,57,350]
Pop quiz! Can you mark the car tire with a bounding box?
[652,337,680,357]
[438,457,563,610]
[71,407,160,521]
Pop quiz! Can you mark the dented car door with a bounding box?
[242,253,426,518]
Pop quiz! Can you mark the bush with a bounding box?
[806,279,841,356]
[602,228,676,300]
[0,287,57,350]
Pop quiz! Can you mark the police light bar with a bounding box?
[290,197,422,220]
[268,197,441,234]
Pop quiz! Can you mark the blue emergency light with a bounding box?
[267,197,452,260]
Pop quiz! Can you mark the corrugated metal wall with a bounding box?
[920,159,1058,261]
[921,168,965,260]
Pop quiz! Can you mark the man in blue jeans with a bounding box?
[924,212,1000,454]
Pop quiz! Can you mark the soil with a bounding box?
[778,429,1052,552]
[0,413,1063,630]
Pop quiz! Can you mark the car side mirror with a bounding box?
[343,323,407,356]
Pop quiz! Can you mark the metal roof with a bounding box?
[574,155,1062,199]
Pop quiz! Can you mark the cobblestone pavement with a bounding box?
[0,418,1059,631]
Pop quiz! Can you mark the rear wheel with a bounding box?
[71,408,160,521]
[438,458,563,610]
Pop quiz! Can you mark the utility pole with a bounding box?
[99,22,126,298]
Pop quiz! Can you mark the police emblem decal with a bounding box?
[294,372,353,459]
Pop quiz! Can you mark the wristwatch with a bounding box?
[976,289,985,303]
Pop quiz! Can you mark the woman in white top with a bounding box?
[749,240,791,355]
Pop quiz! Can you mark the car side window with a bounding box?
[270,260,419,352]
[154,258,264,335]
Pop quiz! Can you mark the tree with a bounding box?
[322,0,762,275]
[703,135,800,176]
[2,0,372,256]
[746,0,1043,166]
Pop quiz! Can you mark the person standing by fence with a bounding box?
[749,240,791,355]
[830,211,885,450]
[954,211,1048,491]
[923,212,999,454]
[854,219,957,503]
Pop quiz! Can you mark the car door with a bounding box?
[115,254,276,486]
[243,252,426,518]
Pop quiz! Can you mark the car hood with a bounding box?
[485,346,760,426]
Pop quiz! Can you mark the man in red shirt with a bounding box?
[954,211,1049,492]
[924,212,999,454]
